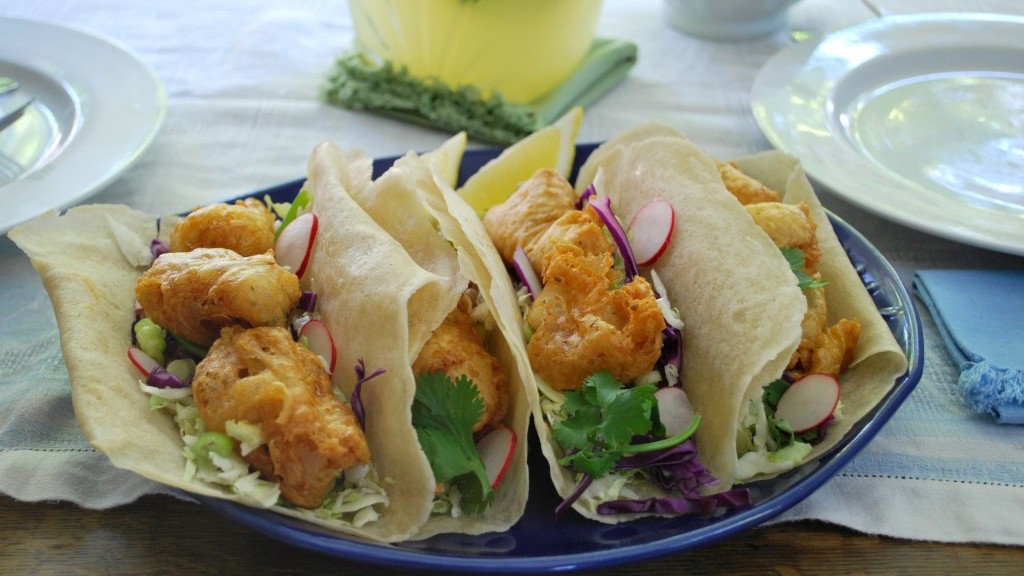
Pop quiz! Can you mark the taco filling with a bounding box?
[128,194,388,524]
[715,162,861,480]
[484,168,750,517]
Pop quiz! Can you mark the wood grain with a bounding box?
[2,495,1022,575]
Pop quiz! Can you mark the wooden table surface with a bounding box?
[3,494,1022,575]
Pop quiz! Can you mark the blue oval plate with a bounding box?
[197,143,924,573]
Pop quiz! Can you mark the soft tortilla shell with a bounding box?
[733,151,908,468]
[10,170,447,542]
[9,206,190,493]
[573,136,806,508]
[572,129,907,493]
[316,143,531,537]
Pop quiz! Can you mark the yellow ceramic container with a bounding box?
[348,0,604,104]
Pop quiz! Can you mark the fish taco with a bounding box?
[304,139,532,538]
[467,124,907,522]
[8,137,530,541]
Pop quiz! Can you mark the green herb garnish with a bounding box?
[270,187,312,241]
[781,247,828,291]
[553,371,700,479]
[323,54,537,146]
[412,372,494,514]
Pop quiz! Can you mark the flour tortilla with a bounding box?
[570,127,907,498]
[310,141,532,538]
[8,151,464,541]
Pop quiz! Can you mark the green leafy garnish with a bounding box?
[412,372,494,514]
[271,187,312,241]
[553,371,700,479]
[761,378,790,410]
[780,247,828,291]
[323,54,538,146]
[760,378,823,448]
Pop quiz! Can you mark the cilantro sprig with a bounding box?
[412,372,494,514]
[553,371,701,479]
[780,247,828,291]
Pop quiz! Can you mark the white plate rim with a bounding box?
[751,12,1024,256]
[0,16,166,234]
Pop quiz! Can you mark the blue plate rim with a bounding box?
[193,143,925,573]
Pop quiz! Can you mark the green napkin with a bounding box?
[323,38,637,145]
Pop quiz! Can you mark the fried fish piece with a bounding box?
[790,282,829,371]
[135,248,300,346]
[744,201,820,275]
[808,318,861,376]
[716,160,782,205]
[413,295,510,433]
[526,242,665,391]
[743,201,858,376]
[483,168,578,268]
[169,198,276,256]
[193,326,371,509]
[527,207,614,277]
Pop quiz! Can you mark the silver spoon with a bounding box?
[0,77,18,97]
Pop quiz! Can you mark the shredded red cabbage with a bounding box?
[658,326,683,378]
[597,489,752,516]
[587,195,639,281]
[512,246,542,300]
[352,358,385,431]
[558,438,752,518]
[150,239,168,260]
[147,366,191,389]
[298,291,318,313]
[575,183,596,210]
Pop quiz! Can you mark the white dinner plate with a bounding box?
[0,17,165,234]
[752,13,1024,256]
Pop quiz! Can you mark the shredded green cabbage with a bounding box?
[147,389,387,522]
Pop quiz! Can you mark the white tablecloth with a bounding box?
[2,0,1023,546]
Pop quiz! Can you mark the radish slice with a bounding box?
[512,246,542,300]
[654,386,696,437]
[475,424,517,490]
[774,373,841,433]
[128,346,160,377]
[628,199,674,267]
[274,212,318,278]
[299,319,337,374]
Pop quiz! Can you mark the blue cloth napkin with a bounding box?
[913,269,1024,424]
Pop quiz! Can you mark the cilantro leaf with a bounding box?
[412,372,494,514]
[553,371,658,479]
[780,247,828,291]
[761,378,791,411]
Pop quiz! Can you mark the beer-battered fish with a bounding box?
[527,243,665,391]
[484,168,577,268]
[722,167,859,377]
[413,295,510,433]
[193,326,371,509]
[528,208,614,276]
[169,198,276,256]
[136,248,300,346]
[716,160,781,205]
[745,201,821,275]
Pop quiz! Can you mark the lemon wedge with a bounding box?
[423,131,468,189]
[458,106,583,215]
